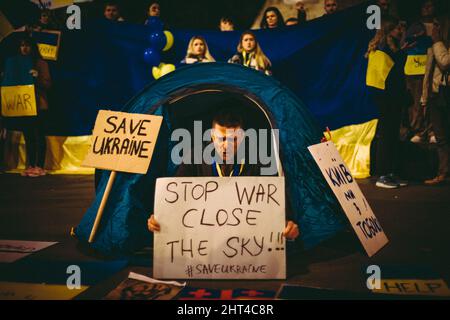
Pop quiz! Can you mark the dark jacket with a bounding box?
[35,58,52,111]
[228,52,272,76]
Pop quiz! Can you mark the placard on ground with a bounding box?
[308,141,388,257]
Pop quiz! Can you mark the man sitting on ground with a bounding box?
[148,106,300,240]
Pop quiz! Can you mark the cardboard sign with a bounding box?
[1,85,37,117]
[373,279,450,297]
[37,43,58,61]
[368,265,450,297]
[0,240,57,263]
[82,110,163,174]
[153,177,286,280]
[34,30,61,61]
[30,0,74,10]
[404,55,427,76]
[0,282,87,300]
[308,141,388,257]
[105,272,185,300]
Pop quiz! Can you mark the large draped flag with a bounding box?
[2,1,378,177]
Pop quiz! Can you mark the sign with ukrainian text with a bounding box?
[404,55,427,76]
[153,176,286,279]
[1,85,37,117]
[308,141,388,257]
[33,30,61,61]
[82,110,163,174]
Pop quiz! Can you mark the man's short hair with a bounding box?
[212,108,244,129]
[105,1,120,9]
[220,17,234,24]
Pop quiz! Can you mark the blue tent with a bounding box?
[75,62,347,256]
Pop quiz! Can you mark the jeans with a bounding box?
[429,89,450,176]
[22,114,46,168]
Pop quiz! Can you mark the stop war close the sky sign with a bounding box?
[153,177,286,280]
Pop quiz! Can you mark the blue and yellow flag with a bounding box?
[404,35,432,76]
[366,50,394,90]
[0,56,37,117]
[32,30,61,61]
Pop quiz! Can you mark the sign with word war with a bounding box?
[153,177,286,280]
[308,141,388,257]
[82,110,163,174]
[1,85,37,117]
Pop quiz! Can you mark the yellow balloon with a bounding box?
[163,31,174,52]
[160,63,176,77]
[152,63,175,80]
[152,65,162,80]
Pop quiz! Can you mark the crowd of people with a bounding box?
[365,0,449,187]
[0,0,448,188]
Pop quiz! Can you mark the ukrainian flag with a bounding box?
[325,49,395,179]
[32,30,61,61]
[1,52,92,174]
[404,35,432,76]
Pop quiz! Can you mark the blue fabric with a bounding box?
[1,2,376,135]
[32,30,60,46]
[1,55,34,86]
[76,63,347,256]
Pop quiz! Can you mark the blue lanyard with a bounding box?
[212,160,244,177]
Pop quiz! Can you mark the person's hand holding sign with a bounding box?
[283,220,300,240]
[148,214,300,240]
[148,214,160,232]
[29,69,39,78]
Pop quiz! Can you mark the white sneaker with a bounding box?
[429,135,437,144]
[410,135,422,143]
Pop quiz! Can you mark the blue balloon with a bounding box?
[145,17,164,32]
[143,47,160,66]
[149,31,165,51]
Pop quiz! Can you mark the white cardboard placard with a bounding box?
[308,141,388,257]
[153,176,286,279]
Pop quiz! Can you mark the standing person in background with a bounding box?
[9,38,51,177]
[377,0,391,17]
[295,1,307,24]
[228,31,272,76]
[219,17,234,31]
[366,16,413,188]
[181,36,215,64]
[260,7,285,29]
[421,21,450,185]
[33,10,59,31]
[103,2,125,22]
[147,2,160,18]
[407,0,439,144]
[323,0,338,15]
[145,2,166,28]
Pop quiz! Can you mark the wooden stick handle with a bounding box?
[88,171,117,243]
